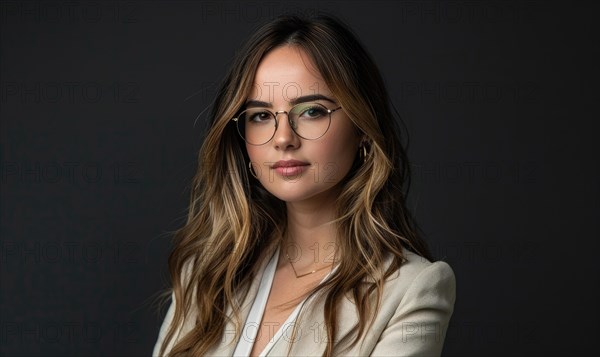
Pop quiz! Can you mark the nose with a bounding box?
[272,111,300,150]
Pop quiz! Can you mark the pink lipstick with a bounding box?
[271,160,310,177]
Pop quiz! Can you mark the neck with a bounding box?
[280,189,340,267]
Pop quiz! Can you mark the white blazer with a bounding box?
[153,248,456,356]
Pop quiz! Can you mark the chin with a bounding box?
[264,184,338,205]
[269,191,316,203]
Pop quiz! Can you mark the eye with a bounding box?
[245,110,274,124]
[298,105,328,119]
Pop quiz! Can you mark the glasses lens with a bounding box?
[237,108,276,145]
[289,103,331,140]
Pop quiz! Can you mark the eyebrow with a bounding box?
[244,94,337,108]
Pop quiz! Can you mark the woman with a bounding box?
[154,13,455,357]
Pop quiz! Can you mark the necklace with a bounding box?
[286,253,334,278]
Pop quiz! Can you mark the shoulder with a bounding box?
[363,250,456,356]
[390,249,456,296]
[378,249,456,311]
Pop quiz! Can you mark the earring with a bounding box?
[359,145,368,163]
[248,162,259,179]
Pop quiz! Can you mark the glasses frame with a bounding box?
[231,102,343,146]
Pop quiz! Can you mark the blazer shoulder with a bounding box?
[382,249,456,308]
[395,249,455,284]
[361,252,456,356]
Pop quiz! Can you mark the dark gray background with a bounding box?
[1,1,598,356]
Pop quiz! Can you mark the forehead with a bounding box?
[249,45,333,101]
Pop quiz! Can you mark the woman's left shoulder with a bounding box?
[358,252,456,356]
[382,249,456,304]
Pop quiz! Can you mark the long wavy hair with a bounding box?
[160,13,433,357]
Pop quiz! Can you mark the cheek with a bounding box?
[335,146,358,174]
[316,140,359,179]
[246,145,270,180]
[245,145,262,163]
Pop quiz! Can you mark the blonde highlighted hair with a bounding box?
[160,13,433,357]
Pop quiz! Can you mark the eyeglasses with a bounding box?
[231,102,343,146]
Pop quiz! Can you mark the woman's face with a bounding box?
[245,45,362,205]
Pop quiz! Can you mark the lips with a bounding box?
[271,160,310,177]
